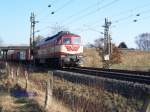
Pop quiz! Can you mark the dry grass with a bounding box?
[51,75,143,112]
[26,71,144,112]
[0,69,71,112]
[1,64,145,112]
[17,73,72,112]
[83,48,150,71]
[0,95,16,111]
[112,50,150,71]
[83,48,103,68]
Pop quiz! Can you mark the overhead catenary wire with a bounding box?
[37,0,61,21]
[50,0,60,5]
[38,0,105,33]
[85,4,150,30]
[38,0,74,23]
[110,11,150,29]
[38,0,150,39]
[87,1,150,27]
[63,0,120,26]
[112,8,150,25]
[71,7,150,39]
[53,0,74,13]
[61,0,105,23]
[38,0,119,37]
[38,0,118,35]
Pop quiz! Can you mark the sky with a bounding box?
[0,0,150,48]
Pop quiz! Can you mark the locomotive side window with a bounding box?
[63,38,71,44]
[56,38,61,45]
[73,37,81,44]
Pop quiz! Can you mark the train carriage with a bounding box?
[7,49,30,62]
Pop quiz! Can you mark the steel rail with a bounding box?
[62,67,150,85]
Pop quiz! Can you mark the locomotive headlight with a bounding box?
[78,55,83,58]
[61,55,66,58]
[64,57,70,62]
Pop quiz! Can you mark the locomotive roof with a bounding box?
[36,31,80,46]
[45,31,79,41]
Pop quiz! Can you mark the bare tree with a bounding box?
[35,35,44,45]
[94,38,104,49]
[84,38,104,48]
[84,43,95,48]
[135,33,150,51]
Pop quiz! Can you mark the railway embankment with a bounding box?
[1,62,150,112]
[51,70,150,112]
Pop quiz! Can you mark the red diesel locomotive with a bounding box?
[35,31,83,67]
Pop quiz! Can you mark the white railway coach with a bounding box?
[35,31,83,67]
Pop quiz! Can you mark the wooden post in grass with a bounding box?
[16,67,20,84]
[25,70,28,90]
[5,62,9,76]
[49,71,53,91]
[44,81,49,108]
[44,71,54,108]
[11,68,14,81]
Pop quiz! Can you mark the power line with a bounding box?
[89,1,150,27]
[50,0,60,5]
[39,0,118,33]
[54,0,74,13]
[63,0,120,26]
[38,0,73,23]
[135,15,150,22]
[37,0,60,21]
[61,0,105,23]
[112,8,150,25]
[86,6,150,29]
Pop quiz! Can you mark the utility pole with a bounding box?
[30,12,38,64]
[102,18,112,68]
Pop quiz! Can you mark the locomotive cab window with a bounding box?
[56,38,61,44]
[63,37,71,44]
[73,37,81,44]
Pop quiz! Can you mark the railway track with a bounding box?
[6,61,150,85]
[80,67,150,76]
[62,67,150,85]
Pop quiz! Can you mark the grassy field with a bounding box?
[83,48,150,71]
[29,72,144,112]
[0,67,71,112]
[0,72,46,112]
[0,65,147,112]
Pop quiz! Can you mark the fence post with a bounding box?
[48,71,54,91]
[48,71,54,106]
[25,70,28,90]
[16,67,20,84]
[11,68,14,81]
[5,62,9,76]
[44,81,49,108]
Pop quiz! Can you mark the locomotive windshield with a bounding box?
[73,37,81,44]
[63,37,71,44]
